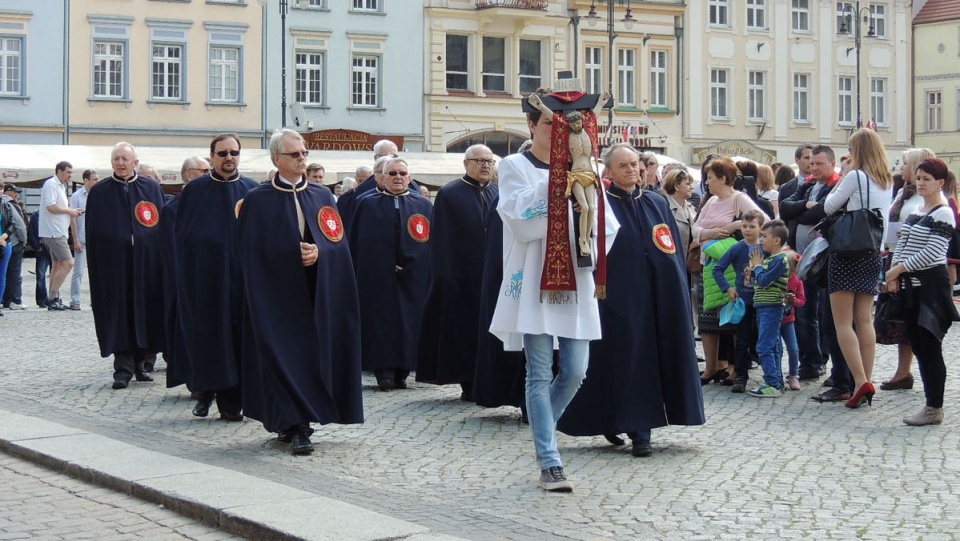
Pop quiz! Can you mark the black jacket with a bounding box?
[780,178,832,229]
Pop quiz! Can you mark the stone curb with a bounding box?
[0,409,465,541]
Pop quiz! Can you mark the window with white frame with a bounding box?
[710,68,729,119]
[209,46,239,102]
[793,73,810,122]
[0,37,23,96]
[792,0,810,32]
[518,39,541,94]
[957,89,960,131]
[351,54,379,107]
[295,51,324,104]
[482,36,505,93]
[746,0,766,30]
[446,34,468,91]
[151,44,182,100]
[585,46,602,95]
[838,76,853,124]
[352,0,379,11]
[617,48,635,107]
[650,50,667,108]
[304,0,326,7]
[926,90,942,132]
[870,77,886,125]
[836,2,853,32]
[869,3,886,38]
[93,41,126,98]
[748,71,766,121]
[709,0,729,26]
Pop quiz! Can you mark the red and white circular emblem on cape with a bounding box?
[234,198,244,218]
[317,206,344,242]
[407,213,430,243]
[652,223,676,254]
[134,201,160,227]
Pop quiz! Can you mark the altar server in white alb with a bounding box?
[489,82,616,493]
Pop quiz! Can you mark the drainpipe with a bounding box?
[63,0,70,144]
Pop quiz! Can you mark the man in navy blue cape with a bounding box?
[86,142,166,389]
[176,134,258,421]
[349,157,433,391]
[416,144,497,400]
[337,139,398,234]
[238,129,363,455]
[557,144,705,457]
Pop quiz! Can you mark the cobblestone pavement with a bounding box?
[2,266,960,540]
[0,453,242,540]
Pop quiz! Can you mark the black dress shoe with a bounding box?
[798,371,821,382]
[377,378,394,392]
[631,439,653,457]
[220,412,244,422]
[821,376,834,388]
[135,371,154,382]
[604,433,626,446]
[192,401,210,417]
[277,429,293,443]
[394,377,408,390]
[290,431,314,455]
[112,380,129,390]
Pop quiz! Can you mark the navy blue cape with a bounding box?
[416,176,497,385]
[473,206,526,408]
[336,174,376,237]
[159,196,188,388]
[237,177,363,432]
[349,189,433,372]
[175,173,258,391]
[85,175,166,357]
[558,186,705,436]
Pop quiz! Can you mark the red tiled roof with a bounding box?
[915,0,960,25]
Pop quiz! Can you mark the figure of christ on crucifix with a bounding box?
[527,91,609,257]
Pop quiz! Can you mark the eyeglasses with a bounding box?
[280,151,310,159]
[467,158,495,166]
[386,171,409,177]
[215,150,240,158]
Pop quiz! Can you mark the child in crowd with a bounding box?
[779,254,806,390]
[712,210,765,392]
[748,220,791,397]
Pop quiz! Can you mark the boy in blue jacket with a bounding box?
[712,210,765,392]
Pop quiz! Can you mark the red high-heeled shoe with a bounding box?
[846,382,876,409]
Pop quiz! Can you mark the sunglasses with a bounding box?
[386,171,409,177]
[280,151,310,159]
[215,150,240,157]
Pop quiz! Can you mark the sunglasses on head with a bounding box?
[215,150,240,157]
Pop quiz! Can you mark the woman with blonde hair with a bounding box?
[823,129,893,409]
[755,164,778,218]
[878,148,936,391]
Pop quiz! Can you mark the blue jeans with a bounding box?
[70,243,86,306]
[733,303,757,380]
[523,334,589,470]
[0,242,11,301]
[777,321,799,377]
[35,246,50,307]
[755,305,786,387]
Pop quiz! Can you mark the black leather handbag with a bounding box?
[826,170,883,257]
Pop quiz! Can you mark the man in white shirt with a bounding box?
[68,169,99,310]
[39,161,81,311]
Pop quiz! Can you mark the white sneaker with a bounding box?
[6,303,25,310]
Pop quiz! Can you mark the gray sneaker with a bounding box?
[539,466,573,492]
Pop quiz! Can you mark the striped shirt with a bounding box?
[752,252,789,306]
[892,205,956,273]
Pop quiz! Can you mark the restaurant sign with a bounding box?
[302,129,404,152]
[692,139,778,165]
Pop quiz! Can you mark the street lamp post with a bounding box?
[586,1,634,143]
[280,0,289,128]
[839,1,874,129]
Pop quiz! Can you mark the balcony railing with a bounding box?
[475,0,548,10]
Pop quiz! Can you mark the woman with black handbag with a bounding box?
[884,158,960,426]
[822,129,893,409]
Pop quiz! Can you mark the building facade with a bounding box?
[66,0,263,149]
[0,1,66,145]
[913,0,960,167]
[684,0,912,166]
[264,0,425,151]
